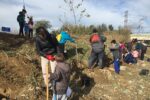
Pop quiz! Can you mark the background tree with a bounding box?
[34,20,52,30]
[101,24,107,32]
[59,0,90,25]
[108,24,114,31]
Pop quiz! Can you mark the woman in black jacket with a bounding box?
[35,27,58,85]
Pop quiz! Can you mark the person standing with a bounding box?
[35,27,58,85]
[110,40,120,74]
[140,40,147,60]
[28,16,34,38]
[17,9,26,36]
[88,29,106,70]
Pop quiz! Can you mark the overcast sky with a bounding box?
[0,0,150,32]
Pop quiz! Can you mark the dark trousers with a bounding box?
[88,50,104,68]
[140,52,145,60]
[29,29,33,38]
[114,59,120,74]
[19,23,24,36]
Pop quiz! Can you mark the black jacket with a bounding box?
[35,33,58,57]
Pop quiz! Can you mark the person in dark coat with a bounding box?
[35,26,58,85]
[17,11,25,36]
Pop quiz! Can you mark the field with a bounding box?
[0,32,150,100]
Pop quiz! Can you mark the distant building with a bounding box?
[131,33,150,40]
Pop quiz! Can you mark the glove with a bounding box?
[46,55,55,61]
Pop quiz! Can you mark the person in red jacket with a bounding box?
[35,26,58,85]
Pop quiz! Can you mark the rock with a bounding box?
[120,66,127,71]
[141,63,146,67]
[139,69,149,76]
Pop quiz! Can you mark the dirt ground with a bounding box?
[0,32,150,100]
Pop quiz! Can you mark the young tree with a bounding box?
[101,24,107,32]
[108,24,114,31]
[59,0,90,25]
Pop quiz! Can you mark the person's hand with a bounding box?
[46,55,55,61]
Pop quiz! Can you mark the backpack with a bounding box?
[90,33,100,43]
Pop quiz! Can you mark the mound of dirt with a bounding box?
[0,32,150,100]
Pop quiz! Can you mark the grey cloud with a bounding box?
[0,0,42,10]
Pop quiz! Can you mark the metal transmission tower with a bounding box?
[137,16,146,33]
[124,10,128,29]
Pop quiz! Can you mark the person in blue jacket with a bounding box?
[56,27,75,56]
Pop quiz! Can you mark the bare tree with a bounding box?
[59,0,90,25]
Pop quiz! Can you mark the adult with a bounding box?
[88,29,106,70]
[17,9,26,36]
[126,39,137,52]
[35,27,58,85]
[135,40,147,60]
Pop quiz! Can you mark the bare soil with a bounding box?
[0,32,150,100]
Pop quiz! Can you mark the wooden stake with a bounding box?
[46,64,49,100]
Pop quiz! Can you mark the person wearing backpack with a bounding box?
[56,27,75,57]
[50,54,71,100]
[17,9,27,36]
[35,27,58,85]
[88,29,106,70]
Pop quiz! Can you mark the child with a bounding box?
[119,41,127,59]
[50,54,71,100]
[110,40,120,74]
[28,16,34,38]
[24,22,29,37]
[122,50,137,64]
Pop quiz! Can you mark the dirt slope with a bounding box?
[0,33,150,100]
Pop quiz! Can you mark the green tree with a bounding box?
[101,24,107,32]
[34,20,52,29]
[108,24,114,31]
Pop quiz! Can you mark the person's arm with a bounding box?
[110,44,119,50]
[35,37,46,57]
[89,35,93,43]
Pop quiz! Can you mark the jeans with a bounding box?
[29,28,33,38]
[19,22,24,36]
[88,50,104,68]
[52,94,67,100]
